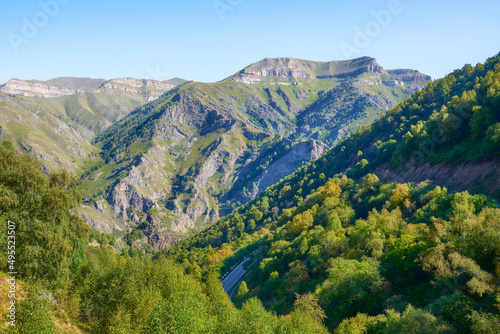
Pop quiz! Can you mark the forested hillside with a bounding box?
[162,53,500,333]
[172,174,500,332]
[0,142,329,333]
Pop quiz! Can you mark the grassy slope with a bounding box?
[0,93,99,173]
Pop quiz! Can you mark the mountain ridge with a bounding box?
[75,57,431,248]
[0,56,432,250]
[0,76,188,99]
[229,56,430,85]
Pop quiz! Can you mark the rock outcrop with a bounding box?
[241,139,328,200]
[375,159,500,196]
[0,77,177,101]
[0,79,78,98]
[386,69,432,84]
[96,78,176,101]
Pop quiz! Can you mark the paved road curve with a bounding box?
[221,251,260,294]
[222,259,250,293]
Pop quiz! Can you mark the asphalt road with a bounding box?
[222,259,250,293]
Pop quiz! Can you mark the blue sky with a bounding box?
[0,0,499,84]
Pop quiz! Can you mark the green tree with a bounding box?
[383,305,453,334]
[286,211,314,235]
[237,281,249,299]
[286,260,310,291]
[0,146,88,287]
[293,293,326,325]
[390,183,412,210]
[13,288,56,334]
[470,106,495,139]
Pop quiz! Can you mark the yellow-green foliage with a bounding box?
[168,170,500,333]
[0,141,329,333]
[0,143,88,288]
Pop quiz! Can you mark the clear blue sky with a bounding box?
[0,0,499,84]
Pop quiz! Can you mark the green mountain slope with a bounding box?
[163,52,500,333]
[77,57,430,249]
[0,92,99,174]
[0,77,183,173]
[0,143,329,334]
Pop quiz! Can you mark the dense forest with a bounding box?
[173,174,500,332]
[1,52,500,333]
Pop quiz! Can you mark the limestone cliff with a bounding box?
[95,78,176,101]
[0,76,177,101]
[0,78,78,98]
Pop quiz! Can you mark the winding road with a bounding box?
[221,250,260,296]
[222,259,250,293]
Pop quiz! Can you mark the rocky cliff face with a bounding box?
[235,139,328,201]
[386,69,432,84]
[86,94,253,234]
[375,159,500,196]
[0,77,178,101]
[0,79,78,98]
[232,57,390,84]
[96,78,176,101]
[386,69,432,80]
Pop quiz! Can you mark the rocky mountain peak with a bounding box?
[46,77,107,92]
[385,69,432,84]
[230,56,386,84]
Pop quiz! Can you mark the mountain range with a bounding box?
[0,56,431,251]
[2,52,500,334]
